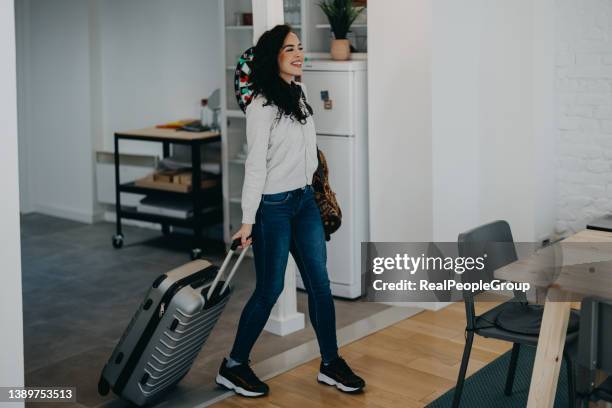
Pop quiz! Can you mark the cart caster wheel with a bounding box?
[112,234,124,249]
[98,377,110,396]
[190,248,202,260]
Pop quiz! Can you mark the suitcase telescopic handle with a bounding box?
[206,237,251,300]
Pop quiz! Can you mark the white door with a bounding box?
[302,71,354,136]
[317,135,355,286]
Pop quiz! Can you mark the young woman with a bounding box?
[215,25,365,398]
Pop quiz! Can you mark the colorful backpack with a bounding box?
[234,47,255,113]
[233,48,342,240]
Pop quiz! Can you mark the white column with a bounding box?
[263,256,305,335]
[252,0,284,42]
[252,0,305,336]
[0,0,26,405]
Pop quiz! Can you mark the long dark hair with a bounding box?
[252,24,313,124]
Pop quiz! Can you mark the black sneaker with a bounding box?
[215,358,269,397]
[317,357,365,393]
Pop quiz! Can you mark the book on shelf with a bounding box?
[587,215,612,232]
[136,196,219,220]
[157,156,221,175]
[137,203,191,219]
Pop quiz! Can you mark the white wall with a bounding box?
[0,0,25,403]
[369,0,556,243]
[98,0,222,155]
[477,0,539,241]
[555,0,612,234]
[16,0,222,221]
[15,0,32,214]
[432,0,481,241]
[17,0,97,223]
[533,0,557,242]
[368,0,433,242]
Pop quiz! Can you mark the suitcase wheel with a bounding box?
[112,234,124,249]
[98,377,110,396]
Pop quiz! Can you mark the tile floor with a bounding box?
[21,214,388,408]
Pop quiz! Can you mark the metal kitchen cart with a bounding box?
[112,127,222,259]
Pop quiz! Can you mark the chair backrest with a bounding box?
[578,297,612,376]
[457,220,518,328]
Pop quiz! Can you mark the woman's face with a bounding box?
[277,32,304,82]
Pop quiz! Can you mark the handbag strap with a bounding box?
[315,146,324,179]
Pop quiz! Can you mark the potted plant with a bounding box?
[319,0,364,60]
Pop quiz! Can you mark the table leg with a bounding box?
[191,141,202,259]
[162,141,170,158]
[112,134,124,248]
[527,289,572,408]
[161,141,170,235]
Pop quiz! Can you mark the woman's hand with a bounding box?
[231,224,253,249]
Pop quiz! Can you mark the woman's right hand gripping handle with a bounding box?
[231,224,253,250]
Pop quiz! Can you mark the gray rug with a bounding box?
[426,345,570,408]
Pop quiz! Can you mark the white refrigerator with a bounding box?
[300,59,369,299]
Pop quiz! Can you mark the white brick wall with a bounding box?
[556,0,612,234]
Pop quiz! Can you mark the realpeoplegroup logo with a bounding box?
[362,242,533,302]
[370,253,530,293]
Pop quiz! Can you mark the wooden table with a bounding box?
[495,229,612,407]
[116,127,221,142]
[113,127,222,259]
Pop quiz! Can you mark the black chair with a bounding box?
[453,220,579,408]
[576,297,612,407]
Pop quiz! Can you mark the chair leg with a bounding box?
[575,395,589,408]
[575,364,592,408]
[452,331,474,408]
[504,343,521,396]
[565,353,576,408]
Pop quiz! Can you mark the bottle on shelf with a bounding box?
[200,99,212,128]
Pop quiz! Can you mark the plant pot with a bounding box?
[330,39,351,61]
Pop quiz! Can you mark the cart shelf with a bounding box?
[118,181,221,198]
[119,207,222,228]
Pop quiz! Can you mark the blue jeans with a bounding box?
[229,184,339,364]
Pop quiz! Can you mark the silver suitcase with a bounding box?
[98,239,249,406]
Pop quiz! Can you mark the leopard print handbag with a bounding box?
[312,147,342,241]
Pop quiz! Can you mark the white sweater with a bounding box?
[241,85,318,224]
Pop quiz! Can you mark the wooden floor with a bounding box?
[212,301,511,408]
